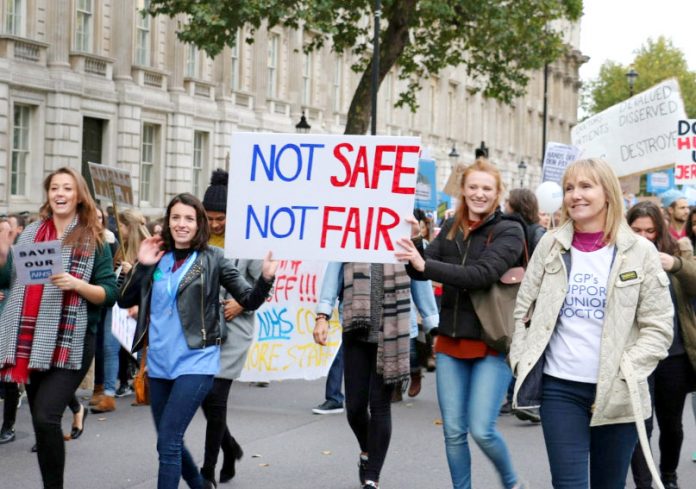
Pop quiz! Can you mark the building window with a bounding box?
[267,33,279,98]
[11,104,30,197]
[140,124,157,204]
[135,0,151,66]
[5,0,25,36]
[302,50,313,106]
[75,0,93,52]
[230,28,241,91]
[333,57,343,113]
[192,131,208,197]
[185,44,198,78]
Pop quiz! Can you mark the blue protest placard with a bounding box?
[415,159,437,211]
[646,169,674,193]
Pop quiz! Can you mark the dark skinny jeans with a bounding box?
[1,381,19,429]
[200,377,240,480]
[343,333,395,483]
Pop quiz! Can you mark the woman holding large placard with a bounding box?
[0,167,118,489]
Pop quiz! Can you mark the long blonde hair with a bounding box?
[114,208,150,264]
[560,158,624,244]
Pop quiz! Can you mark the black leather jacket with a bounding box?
[118,246,273,353]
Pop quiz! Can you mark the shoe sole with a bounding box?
[514,411,541,423]
[312,408,345,414]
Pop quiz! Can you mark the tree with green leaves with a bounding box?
[586,36,696,117]
[149,0,582,134]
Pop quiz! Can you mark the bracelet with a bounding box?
[315,313,329,322]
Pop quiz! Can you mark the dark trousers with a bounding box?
[200,377,240,479]
[541,375,638,489]
[631,354,696,487]
[26,332,95,489]
[343,334,394,483]
[1,381,19,429]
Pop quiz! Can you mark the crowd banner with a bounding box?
[239,260,341,382]
[225,133,421,264]
[12,241,63,285]
[87,162,134,207]
[415,158,437,211]
[571,79,687,177]
[675,119,696,185]
[541,142,581,183]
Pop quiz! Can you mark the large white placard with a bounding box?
[541,142,581,183]
[226,133,421,264]
[111,305,137,357]
[571,79,687,177]
[12,241,63,285]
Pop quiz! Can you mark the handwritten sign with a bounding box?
[239,260,341,382]
[111,306,137,358]
[225,133,421,263]
[12,241,63,285]
[674,119,696,184]
[87,162,134,206]
[571,79,687,177]
[542,142,581,183]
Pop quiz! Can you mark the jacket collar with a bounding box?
[552,220,638,252]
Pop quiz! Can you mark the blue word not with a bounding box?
[29,269,52,281]
[257,307,294,341]
[250,143,325,182]
[246,205,318,239]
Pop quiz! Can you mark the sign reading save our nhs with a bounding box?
[225,133,421,263]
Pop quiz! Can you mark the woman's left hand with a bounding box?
[658,252,675,271]
[395,237,426,272]
[51,273,83,292]
[262,251,278,281]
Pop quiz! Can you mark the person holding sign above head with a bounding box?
[0,167,118,489]
[396,158,526,489]
[509,159,673,489]
[118,193,277,489]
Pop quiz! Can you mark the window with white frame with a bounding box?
[267,33,279,98]
[230,28,242,91]
[333,57,343,113]
[135,0,151,66]
[302,50,313,105]
[185,44,198,78]
[5,0,25,36]
[11,104,31,197]
[140,124,158,204]
[75,0,93,52]
[192,131,208,197]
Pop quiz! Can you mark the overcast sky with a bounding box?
[579,0,696,83]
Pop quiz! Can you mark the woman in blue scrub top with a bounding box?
[119,193,277,489]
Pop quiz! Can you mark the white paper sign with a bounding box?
[225,133,421,264]
[571,79,687,177]
[111,305,137,357]
[12,241,63,285]
[542,142,581,183]
[674,119,696,184]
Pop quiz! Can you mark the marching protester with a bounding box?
[118,192,277,489]
[0,167,118,488]
[509,159,673,488]
[661,189,689,240]
[627,201,696,489]
[396,158,526,489]
[198,169,263,487]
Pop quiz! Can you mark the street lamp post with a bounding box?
[626,67,639,97]
[517,160,527,188]
[295,111,311,133]
[448,143,460,159]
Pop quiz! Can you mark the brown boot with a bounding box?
[408,372,422,397]
[90,395,116,413]
[88,384,104,406]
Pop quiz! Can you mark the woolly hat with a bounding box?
[202,169,229,213]
[659,188,686,208]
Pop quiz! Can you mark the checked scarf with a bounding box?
[0,218,95,383]
[342,263,411,385]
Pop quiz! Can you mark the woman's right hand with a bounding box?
[137,237,165,265]
[313,316,329,346]
[121,261,133,274]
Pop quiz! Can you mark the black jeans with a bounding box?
[26,332,95,489]
[200,377,239,479]
[343,333,394,483]
[631,353,696,487]
[1,381,19,429]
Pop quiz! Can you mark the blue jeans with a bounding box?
[325,343,344,404]
[150,375,214,489]
[436,353,517,489]
[102,308,120,396]
[541,375,638,489]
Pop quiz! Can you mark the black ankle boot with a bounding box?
[661,472,679,489]
[200,467,216,488]
[219,438,244,483]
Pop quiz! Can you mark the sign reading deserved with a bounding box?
[12,241,63,285]
[571,79,687,177]
[226,133,421,263]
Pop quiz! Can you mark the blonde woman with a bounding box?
[510,159,674,488]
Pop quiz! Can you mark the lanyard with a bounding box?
[158,251,198,315]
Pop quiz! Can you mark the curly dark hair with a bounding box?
[626,201,678,255]
[161,193,210,252]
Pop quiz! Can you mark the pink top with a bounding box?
[572,230,606,252]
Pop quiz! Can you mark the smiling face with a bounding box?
[563,171,608,232]
[462,171,499,221]
[169,202,198,249]
[206,210,226,236]
[48,173,79,220]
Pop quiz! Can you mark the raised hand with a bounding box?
[137,236,165,265]
[394,237,426,272]
[261,251,278,281]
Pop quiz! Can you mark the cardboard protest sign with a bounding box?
[111,306,137,357]
[12,241,63,285]
[674,119,696,184]
[239,260,340,382]
[571,79,687,177]
[87,162,134,206]
[226,133,421,264]
[415,159,437,210]
[542,142,581,183]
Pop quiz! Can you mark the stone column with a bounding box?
[46,0,71,67]
[111,0,135,80]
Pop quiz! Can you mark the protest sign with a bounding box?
[674,119,696,184]
[226,133,421,264]
[12,241,63,285]
[646,169,673,193]
[111,306,137,357]
[87,162,134,206]
[415,159,437,210]
[541,142,581,183]
[239,260,340,382]
[571,79,687,177]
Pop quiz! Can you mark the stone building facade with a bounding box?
[0,0,586,215]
